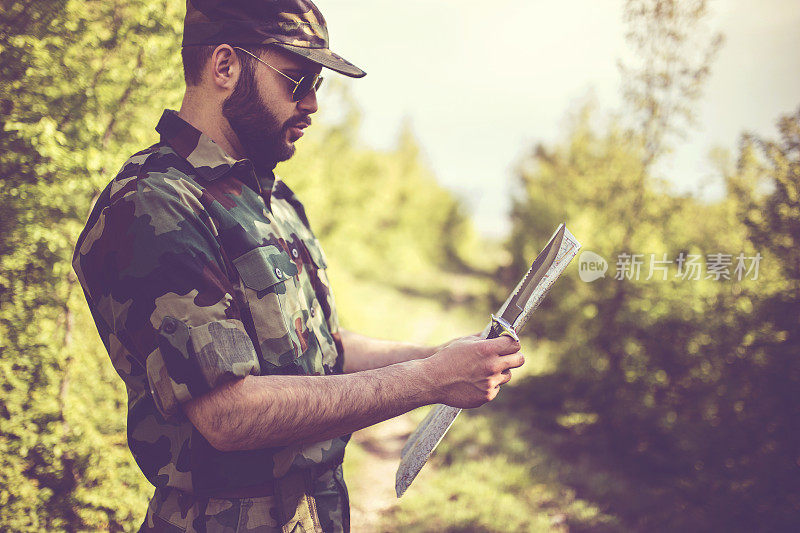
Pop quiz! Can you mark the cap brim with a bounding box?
[274,43,366,78]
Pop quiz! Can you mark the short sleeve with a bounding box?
[73,177,260,419]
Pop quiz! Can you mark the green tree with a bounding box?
[508,98,800,530]
[279,97,485,304]
[506,0,799,517]
[712,109,800,528]
[1,1,184,529]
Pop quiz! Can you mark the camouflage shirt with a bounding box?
[73,110,350,499]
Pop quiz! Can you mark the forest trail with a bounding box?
[346,412,428,532]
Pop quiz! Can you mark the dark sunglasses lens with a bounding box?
[292,75,321,102]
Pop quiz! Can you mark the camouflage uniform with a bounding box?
[73,110,350,532]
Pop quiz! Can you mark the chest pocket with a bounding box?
[233,245,310,370]
[302,238,340,371]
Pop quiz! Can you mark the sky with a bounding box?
[313,0,800,238]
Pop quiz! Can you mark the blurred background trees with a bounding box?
[495,0,799,529]
[1,0,797,531]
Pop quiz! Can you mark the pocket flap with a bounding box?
[233,245,299,291]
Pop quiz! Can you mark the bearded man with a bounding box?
[72,1,523,531]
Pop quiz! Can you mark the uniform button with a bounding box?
[275,267,283,279]
[310,307,316,318]
[292,248,299,259]
[163,319,176,334]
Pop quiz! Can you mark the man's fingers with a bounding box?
[481,335,521,356]
[499,352,525,371]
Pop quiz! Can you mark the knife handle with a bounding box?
[486,315,519,342]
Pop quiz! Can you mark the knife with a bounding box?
[486,224,565,341]
[395,224,580,497]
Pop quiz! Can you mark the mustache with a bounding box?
[286,115,312,128]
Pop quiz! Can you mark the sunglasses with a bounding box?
[233,47,323,102]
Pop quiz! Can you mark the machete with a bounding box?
[395,224,581,497]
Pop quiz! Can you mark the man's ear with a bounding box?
[209,44,239,91]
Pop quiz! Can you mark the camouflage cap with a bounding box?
[182,0,366,78]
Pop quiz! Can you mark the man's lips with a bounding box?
[287,117,311,139]
[289,116,312,129]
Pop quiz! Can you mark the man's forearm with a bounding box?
[340,329,438,373]
[184,334,524,453]
[187,358,437,451]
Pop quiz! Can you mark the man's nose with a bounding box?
[297,87,318,115]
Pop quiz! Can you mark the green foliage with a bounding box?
[496,3,798,528]
[504,102,800,530]
[381,383,622,533]
[278,100,487,304]
[1,1,189,529]
[387,102,799,532]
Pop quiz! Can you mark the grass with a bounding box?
[375,377,624,533]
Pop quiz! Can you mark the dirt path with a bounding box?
[346,413,419,532]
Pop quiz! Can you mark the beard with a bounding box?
[221,63,302,173]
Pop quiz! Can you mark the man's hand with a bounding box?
[423,335,523,409]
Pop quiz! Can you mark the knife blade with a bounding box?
[395,224,581,497]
